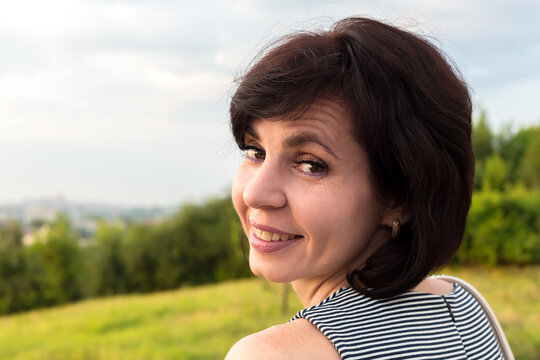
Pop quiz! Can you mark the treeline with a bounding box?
[0,196,251,315]
[457,187,540,265]
[452,112,540,265]
[0,115,539,316]
[472,111,540,191]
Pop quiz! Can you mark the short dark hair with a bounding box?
[230,17,474,298]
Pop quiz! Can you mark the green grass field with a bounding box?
[0,267,538,360]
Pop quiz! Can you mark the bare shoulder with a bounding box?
[412,277,455,295]
[225,319,340,360]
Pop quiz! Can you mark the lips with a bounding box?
[253,228,300,241]
[249,220,303,242]
[248,220,303,253]
[249,229,302,254]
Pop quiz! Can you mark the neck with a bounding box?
[292,271,350,308]
[291,226,390,308]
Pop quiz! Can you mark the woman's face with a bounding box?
[232,99,393,284]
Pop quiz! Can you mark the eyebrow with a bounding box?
[244,126,338,159]
[245,126,259,141]
[282,133,338,158]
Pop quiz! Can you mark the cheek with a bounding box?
[300,187,381,246]
[231,168,248,227]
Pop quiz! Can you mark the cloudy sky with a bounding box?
[1,0,539,206]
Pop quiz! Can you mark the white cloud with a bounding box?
[0,0,539,204]
[477,75,540,130]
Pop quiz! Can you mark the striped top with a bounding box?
[290,282,503,359]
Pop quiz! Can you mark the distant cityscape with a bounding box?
[0,195,176,245]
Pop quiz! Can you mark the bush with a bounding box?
[1,187,538,316]
[455,186,540,265]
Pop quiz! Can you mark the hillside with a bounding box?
[0,267,538,360]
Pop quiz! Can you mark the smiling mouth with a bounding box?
[253,228,302,242]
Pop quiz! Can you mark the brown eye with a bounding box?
[245,147,265,160]
[307,162,326,173]
[296,159,328,176]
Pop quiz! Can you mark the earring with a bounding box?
[391,218,400,239]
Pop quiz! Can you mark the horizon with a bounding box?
[1,0,539,206]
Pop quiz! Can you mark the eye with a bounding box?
[294,157,328,176]
[243,146,265,161]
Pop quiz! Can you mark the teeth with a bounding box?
[254,228,298,242]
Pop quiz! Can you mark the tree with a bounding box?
[30,213,84,304]
[87,221,128,296]
[497,126,537,184]
[121,224,159,292]
[481,154,508,191]
[520,127,540,188]
[0,221,26,313]
[472,110,494,162]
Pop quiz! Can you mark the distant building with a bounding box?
[22,223,50,246]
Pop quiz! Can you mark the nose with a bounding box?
[242,158,287,209]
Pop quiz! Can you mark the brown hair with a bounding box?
[230,17,474,298]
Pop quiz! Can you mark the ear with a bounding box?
[381,203,410,229]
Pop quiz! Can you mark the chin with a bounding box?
[249,260,295,283]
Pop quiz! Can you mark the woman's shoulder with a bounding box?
[412,276,456,295]
[225,318,340,360]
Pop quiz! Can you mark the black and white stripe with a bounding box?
[290,283,503,359]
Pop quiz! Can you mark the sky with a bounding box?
[1,0,539,207]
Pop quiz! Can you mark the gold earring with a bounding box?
[391,218,400,239]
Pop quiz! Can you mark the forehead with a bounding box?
[248,99,354,144]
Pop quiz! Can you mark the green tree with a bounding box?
[472,110,494,162]
[497,126,538,184]
[169,196,250,285]
[520,127,540,188]
[121,223,159,292]
[0,221,26,313]
[30,213,84,304]
[455,186,540,265]
[86,221,128,296]
[481,154,508,191]
[0,221,51,314]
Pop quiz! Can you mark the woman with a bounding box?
[226,17,510,359]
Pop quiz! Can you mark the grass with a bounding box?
[0,267,538,360]
[438,266,540,359]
